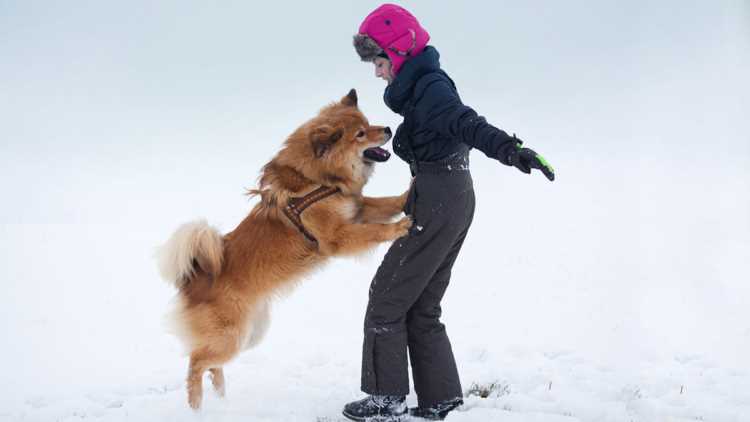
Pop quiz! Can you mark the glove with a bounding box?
[502,135,555,181]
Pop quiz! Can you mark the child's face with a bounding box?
[373,57,393,83]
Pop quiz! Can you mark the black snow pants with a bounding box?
[361,148,475,408]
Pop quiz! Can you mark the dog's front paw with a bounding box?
[390,216,412,239]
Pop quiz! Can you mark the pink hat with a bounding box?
[353,4,430,75]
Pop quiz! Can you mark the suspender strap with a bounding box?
[282,186,340,244]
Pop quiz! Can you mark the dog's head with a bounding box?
[309,89,391,166]
[270,89,392,195]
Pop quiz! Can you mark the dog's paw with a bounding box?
[392,216,413,239]
[209,369,226,397]
[188,393,202,411]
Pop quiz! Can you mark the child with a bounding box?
[344,4,554,421]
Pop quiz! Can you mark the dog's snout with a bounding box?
[383,127,392,139]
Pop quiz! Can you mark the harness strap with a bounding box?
[282,186,340,244]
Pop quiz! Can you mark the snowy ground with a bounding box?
[2,1,749,421]
[2,153,749,421]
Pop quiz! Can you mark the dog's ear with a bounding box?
[310,125,343,158]
[341,88,358,108]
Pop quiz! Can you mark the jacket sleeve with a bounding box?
[415,78,519,164]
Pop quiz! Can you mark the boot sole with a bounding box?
[342,410,408,422]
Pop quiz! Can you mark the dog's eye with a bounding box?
[356,130,365,138]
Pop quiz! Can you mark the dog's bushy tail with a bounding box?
[157,220,223,289]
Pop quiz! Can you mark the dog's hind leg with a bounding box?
[209,367,225,397]
[187,349,209,410]
[186,340,238,409]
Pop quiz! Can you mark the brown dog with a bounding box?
[157,89,411,409]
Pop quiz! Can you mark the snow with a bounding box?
[1,1,749,421]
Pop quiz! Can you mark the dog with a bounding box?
[157,89,412,409]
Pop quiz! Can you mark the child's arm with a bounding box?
[415,78,554,181]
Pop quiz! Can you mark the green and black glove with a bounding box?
[501,135,555,181]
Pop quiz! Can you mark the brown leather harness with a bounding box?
[282,186,340,245]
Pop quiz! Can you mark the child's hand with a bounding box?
[507,147,555,181]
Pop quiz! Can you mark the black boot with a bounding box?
[409,398,463,420]
[342,395,407,421]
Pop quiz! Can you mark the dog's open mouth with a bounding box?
[363,147,391,162]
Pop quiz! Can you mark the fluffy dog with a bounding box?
[157,89,411,409]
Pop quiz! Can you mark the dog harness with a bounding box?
[283,186,340,245]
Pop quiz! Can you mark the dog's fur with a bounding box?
[157,89,411,409]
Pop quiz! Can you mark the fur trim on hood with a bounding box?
[353,34,385,62]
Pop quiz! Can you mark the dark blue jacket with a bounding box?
[384,46,518,165]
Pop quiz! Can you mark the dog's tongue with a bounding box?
[364,147,391,162]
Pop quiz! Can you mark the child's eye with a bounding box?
[357,130,365,137]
